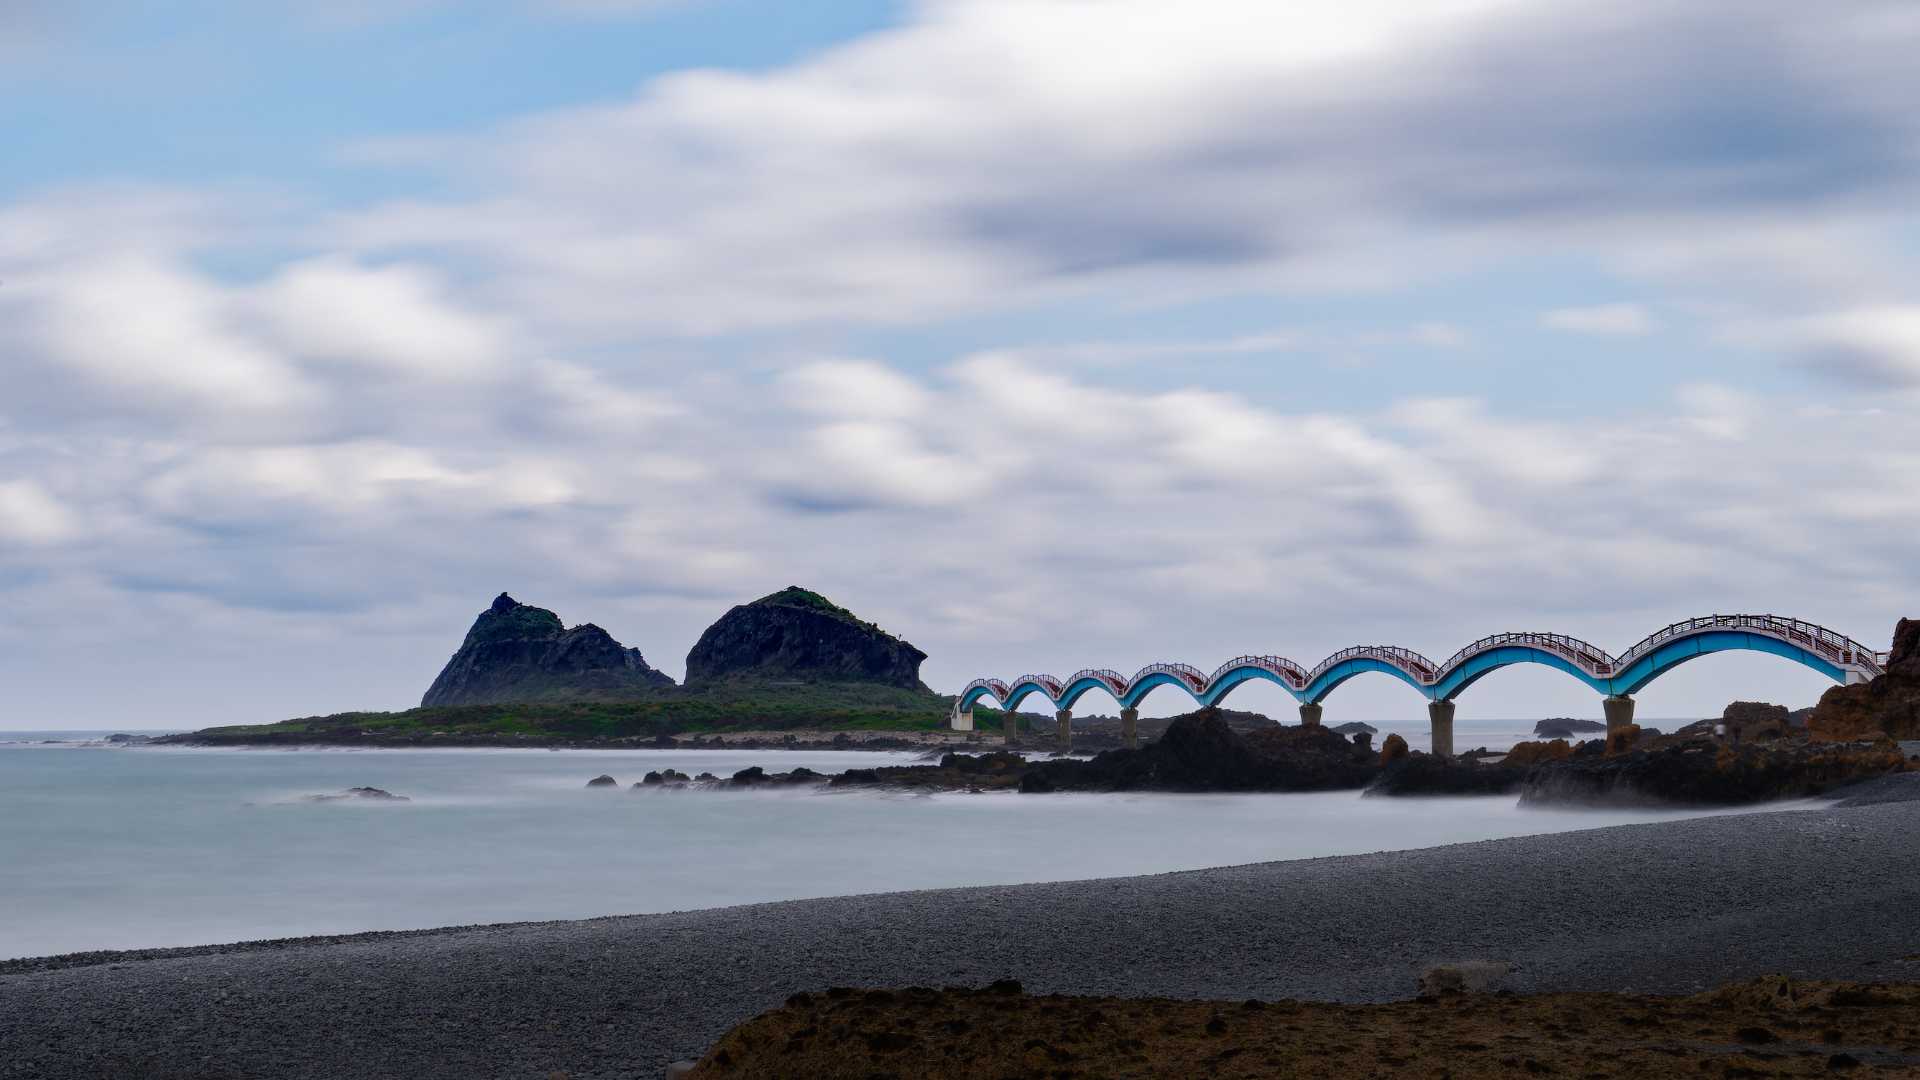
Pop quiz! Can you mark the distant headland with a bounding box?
[160,587,974,749]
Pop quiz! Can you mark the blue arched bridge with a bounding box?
[952,614,1889,756]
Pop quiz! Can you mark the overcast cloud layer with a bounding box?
[3,0,1919,728]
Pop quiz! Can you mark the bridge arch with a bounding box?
[1428,644,1612,701]
[1298,658,1430,703]
[1608,630,1848,695]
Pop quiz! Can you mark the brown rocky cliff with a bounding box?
[1807,617,1920,741]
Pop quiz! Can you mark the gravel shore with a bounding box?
[4,799,1918,1079]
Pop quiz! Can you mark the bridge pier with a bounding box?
[1298,702,1323,728]
[1004,710,1017,746]
[1603,695,1636,733]
[951,708,973,732]
[1055,710,1073,753]
[1428,700,1455,758]
[1120,707,1139,750]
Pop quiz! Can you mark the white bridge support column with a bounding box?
[1603,695,1636,734]
[1004,709,1018,745]
[1428,700,1456,758]
[1055,710,1073,753]
[951,708,974,732]
[1120,707,1139,750]
[1298,702,1323,728]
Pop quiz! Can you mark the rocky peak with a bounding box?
[1806,617,1920,742]
[683,586,927,688]
[421,594,674,707]
[1891,617,1919,673]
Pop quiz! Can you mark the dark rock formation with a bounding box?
[1378,733,1409,765]
[1534,718,1605,738]
[724,765,827,787]
[1365,755,1525,796]
[1330,722,1377,737]
[1718,701,1795,741]
[304,786,410,802]
[1501,740,1574,768]
[585,774,618,788]
[683,586,926,689]
[421,593,673,707]
[1520,740,1909,807]
[1808,618,1920,741]
[1016,708,1378,793]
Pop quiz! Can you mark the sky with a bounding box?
[3,0,1919,730]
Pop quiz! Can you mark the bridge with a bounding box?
[952,614,1889,756]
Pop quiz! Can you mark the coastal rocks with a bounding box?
[1520,739,1910,806]
[1717,701,1796,741]
[682,586,928,689]
[1364,754,1526,797]
[1808,618,1920,742]
[1017,709,1378,793]
[421,593,673,707]
[831,752,1029,791]
[727,765,825,787]
[1500,740,1573,768]
[640,769,692,786]
[304,787,410,802]
[1378,733,1409,765]
[586,774,618,788]
[1534,718,1605,739]
[1330,722,1377,737]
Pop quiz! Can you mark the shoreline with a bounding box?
[5,799,1918,1078]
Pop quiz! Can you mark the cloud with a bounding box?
[0,480,79,546]
[333,0,1920,338]
[1777,306,1920,387]
[251,257,511,382]
[1542,303,1656,336]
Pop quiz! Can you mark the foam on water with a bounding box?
[0,734,1778,961]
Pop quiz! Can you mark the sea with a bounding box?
[0,721,1786,962]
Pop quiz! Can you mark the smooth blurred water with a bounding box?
[0,732,1783,960]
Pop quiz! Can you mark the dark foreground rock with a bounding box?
[683,586,927,689]
[685,977,1920,1080]
[585,774,618,788]
[1809,617,1920,742]
[421,593,673,707]
[1521,739,1911,806]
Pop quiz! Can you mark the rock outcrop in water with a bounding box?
[1534,718,1605,739]
[683,586,927,689]
[1807,618,1920,742]
[421,594,673,707]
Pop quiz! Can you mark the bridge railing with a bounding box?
[1132,661,1207,689]
[1064,668,1125,688]
[1305,645,1439,685]
[1617,614,1886,675]
[1007,673,1063,696]
[1203,654,1310,689]
[1438,632,1617,677]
